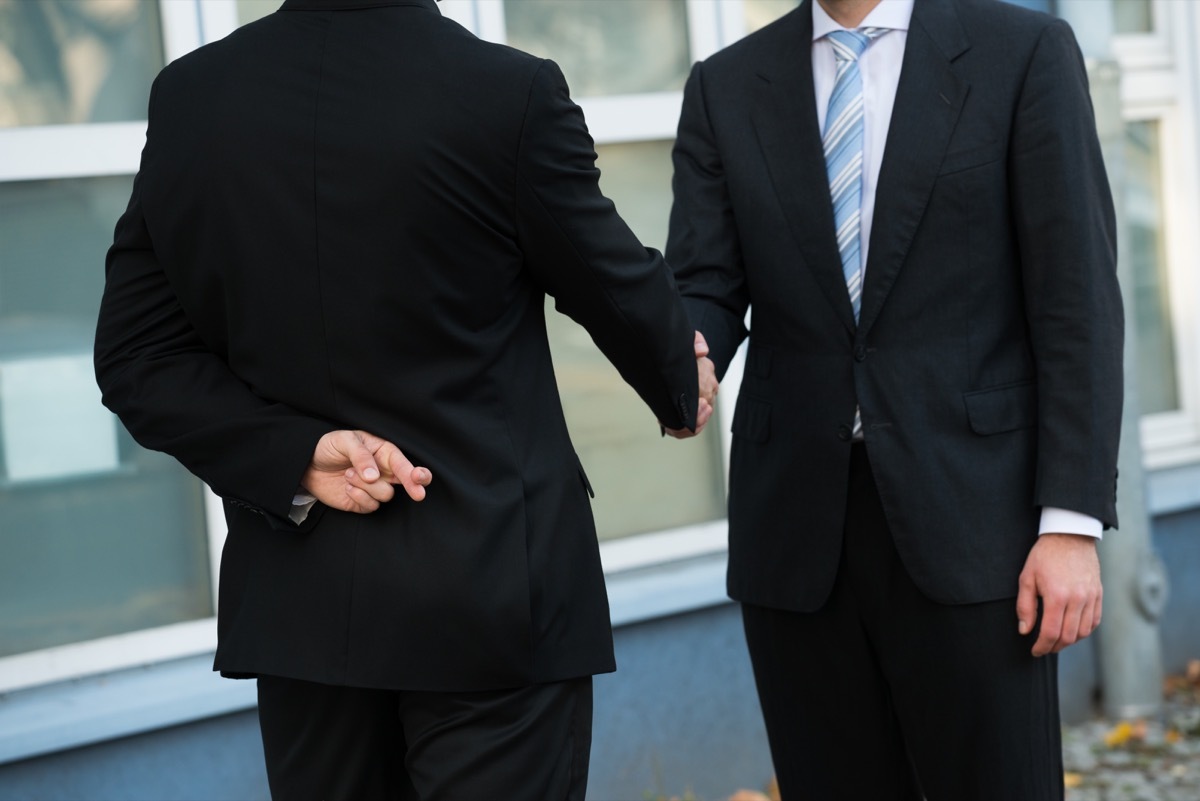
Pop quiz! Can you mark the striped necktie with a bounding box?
[823,27,887,323]
[823,27,886,439]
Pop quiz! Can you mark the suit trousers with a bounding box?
[256,674,592,801]
[742,444,1063,801]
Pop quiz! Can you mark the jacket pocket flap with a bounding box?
[732,395,771,443]
[963,381,1038,435]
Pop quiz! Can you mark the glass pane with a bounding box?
[745,0,800,34]
[504,0,690,97]
[1113,0,1154,35]
[236,0,279,27]
[547,141,726,540]
[0,0,164,128]
[1125,120,1179,415]
[0,176,213,657]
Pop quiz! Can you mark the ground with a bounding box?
[701,664,1200,801]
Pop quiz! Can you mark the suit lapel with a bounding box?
[857,0,970,338]
[751,0,856,336]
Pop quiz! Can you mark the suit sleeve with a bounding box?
[1010,20,1124,528]
[514,59,698,431]
[94,77,332,529]
[665,61,750,380]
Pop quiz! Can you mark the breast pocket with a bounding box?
[938,142,1004,177]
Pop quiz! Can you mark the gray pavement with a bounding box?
[1064,679,1200,801]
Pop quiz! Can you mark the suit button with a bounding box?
[854,346,868,362]
[837,425,852,441]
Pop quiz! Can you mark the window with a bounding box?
[744,0,800,34]
[1125,120,1179,416]
[498,2,733,542]
[0,0,163,128]
[1114,1,1200,468]
[504,0,691,98]
[0,0,223,694]
[1114,0,1154,35]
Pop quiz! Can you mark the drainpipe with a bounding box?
[1055,0,1166,720]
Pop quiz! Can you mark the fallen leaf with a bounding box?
[1064,772,1083,788]
[1105,721,1134,748]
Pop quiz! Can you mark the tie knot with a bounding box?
[826,27,887,62]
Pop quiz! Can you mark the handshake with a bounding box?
[301,330,718,515]
[662,330,719,440]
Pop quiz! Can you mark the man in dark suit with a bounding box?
[667,0,1122,797]
[94,0,715,798]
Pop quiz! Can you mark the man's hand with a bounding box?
[665,330,719,439]
[302,430,432,514]
[1016,533,1103,657]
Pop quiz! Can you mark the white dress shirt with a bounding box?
[810,0,1101,539]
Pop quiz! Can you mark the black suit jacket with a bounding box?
[94,0,698,691]
[668,0,1123,610]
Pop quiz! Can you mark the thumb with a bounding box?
[694,330,710,359]
[1015,573,1039,636]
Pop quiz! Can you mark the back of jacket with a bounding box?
[94,0,698,691]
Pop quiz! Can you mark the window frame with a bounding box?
[1117,0,1200,471]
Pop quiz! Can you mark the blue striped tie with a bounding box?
[824,27,886,439]
[823,27,886,323]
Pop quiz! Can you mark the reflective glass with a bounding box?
[504,0,691,97]
[745,0,800,34]
[0,0,164,128]
[0,176,213,657]
[1125,120,1179,415]
[1113,0,1154,35]
[547,141,726,540]
[236,0,279,27]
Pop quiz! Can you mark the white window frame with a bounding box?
[1118,0,1200,471]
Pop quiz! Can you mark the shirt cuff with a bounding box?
[289,492,318,525]
[1038,507,1103,540]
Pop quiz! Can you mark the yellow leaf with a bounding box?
[1167,728,1183,744]
[1064,772,1084,788]
[1105,721,1134,748]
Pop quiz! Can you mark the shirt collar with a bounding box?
[812,0,914,40]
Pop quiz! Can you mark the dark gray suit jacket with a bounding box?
[95,0,698,691]
[668,0,1123,609]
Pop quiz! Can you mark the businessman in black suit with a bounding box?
[94,0,715,798]
[667,0,1122,798]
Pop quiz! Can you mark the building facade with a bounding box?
[1,1,1198,798]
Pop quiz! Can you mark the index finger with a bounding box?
[383,447,432,502]
[1032,597,1064,657]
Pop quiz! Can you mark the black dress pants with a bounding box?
[743,444,1063,801]
[256,674,592,801]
